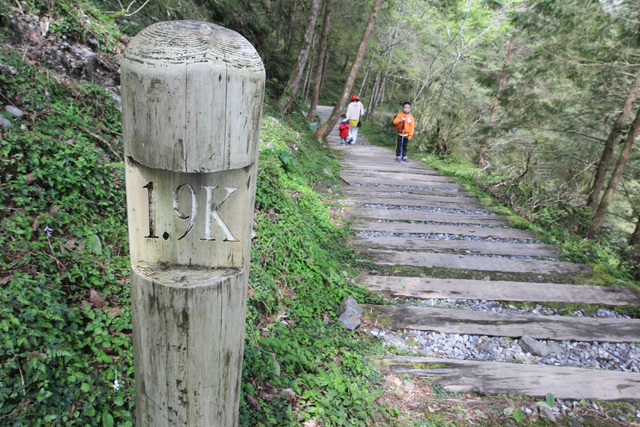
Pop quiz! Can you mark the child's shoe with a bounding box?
[403,157,409,162]
[396,157,402,163]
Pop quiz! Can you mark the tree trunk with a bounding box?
[587,68,640,212]
[319,48,330,94]
[365,71,381,120]
[341,54,350,73]
[476,33,517,167]
[282,0,321,115]
[307,0,332,121]
[630,214,640,248]
[302,33,318,103]
[315,0,383,140]
[590,105,640,235]
[359,57,374,99]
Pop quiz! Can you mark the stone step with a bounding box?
[341,174,463,190]
[346,195,484,211]
[343,186,470,198]
[362,249,592,275]
[348,208,509,226]
[372,355,640,402]
[360,276,640,306]
[352,221,537,240]
[362,304,640,342]
[353,236,560,257]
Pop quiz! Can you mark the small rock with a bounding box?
[540,406,557,422]
[547,342,564,355]
[337,295,363,330]
[519,335,550,357]
[403,380,415,391]
[0,115,12,127]
[5,105,24,118]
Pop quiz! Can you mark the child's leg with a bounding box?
[402,137,409,158]
[395,135,402,157]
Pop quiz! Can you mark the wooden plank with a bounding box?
[359,276,640,306]
[363,304,640,342]
[342,163,440,175]
[348,208,509,226]
[352,221,537,240]
[346,195,485,211]
[372,356,640,402]
[342,171,453,183]
[353,237,560,257]
[364,249,592,275]
[342,174,463,190]
[343,186,469,198]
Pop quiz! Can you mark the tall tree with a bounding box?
[587,68,640,212]
[282,0,321,115]
[476,31,517,167]
[307,0,333,121]
[630,214,640,248]
[315,0,383,140]
[591,104,640,235]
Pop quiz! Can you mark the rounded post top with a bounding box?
[123,21,264,72]
[121,20,265,173]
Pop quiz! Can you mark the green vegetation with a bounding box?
[0,49,395,424]
[0,50,134,425]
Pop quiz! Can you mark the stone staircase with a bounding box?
[315,106,640,402]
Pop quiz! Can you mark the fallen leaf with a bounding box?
[108,307,121,317]
[246,395,261,411]
[25,172,36,185]
[89,289,106,309]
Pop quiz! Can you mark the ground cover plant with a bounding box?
[0,50,395,425]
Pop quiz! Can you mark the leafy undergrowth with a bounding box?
[239,111,394,426]
[1,50,134,425]
[0,50,397,425]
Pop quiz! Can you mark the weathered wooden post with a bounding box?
[121,21,264,425]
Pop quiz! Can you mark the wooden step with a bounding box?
[363,249,592,275]
[352,221,537,240]
[342,162,439,175]
[346,196,483,211]
[353,237,560,258]
[347,170,453,182]
[363,304,640,342]
[360,276,640,306]
[341,174,463,190]
[348,208,509,226]
[343,186,470,198]
[372,355,640,402]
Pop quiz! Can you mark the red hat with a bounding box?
[350,94,359,101]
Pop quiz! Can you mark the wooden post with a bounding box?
[121,21,265,426]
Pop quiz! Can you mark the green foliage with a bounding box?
[243,111,389,425]
[0,50,133,424]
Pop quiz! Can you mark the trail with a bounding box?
[316,105,640,402]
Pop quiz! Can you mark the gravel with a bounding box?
[360,203,495,216]
[356,230,540,244]
[400,297,631,319]
[354,183,459,193]
[364,327,640,372]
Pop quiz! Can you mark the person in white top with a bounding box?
[345,94,365,145]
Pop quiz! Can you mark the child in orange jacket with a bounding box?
[392,102,415,162]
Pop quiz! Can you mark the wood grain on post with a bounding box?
[121,21,264,426]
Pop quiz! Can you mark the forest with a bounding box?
[1,0,640,425]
